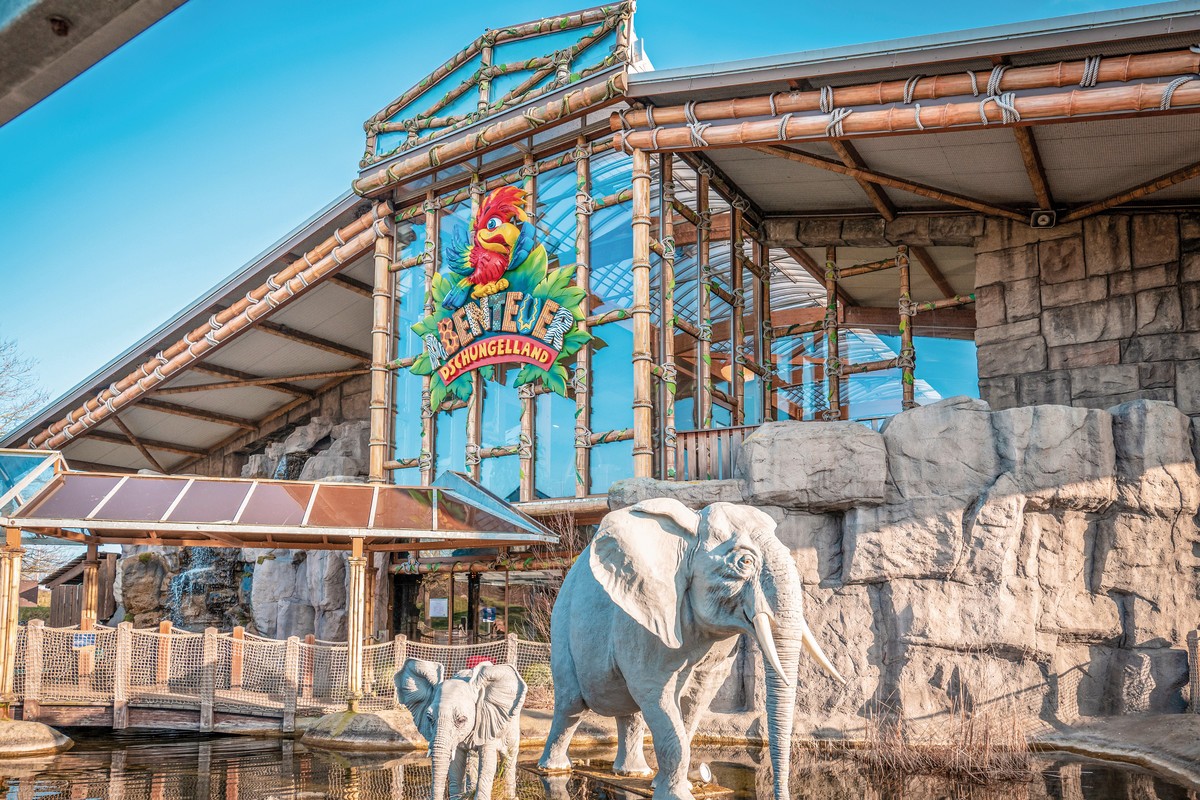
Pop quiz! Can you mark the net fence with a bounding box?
[11,623,554,716]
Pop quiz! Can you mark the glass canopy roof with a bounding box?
[0,463,556,552]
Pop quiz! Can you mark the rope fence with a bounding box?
[11,622,555,729]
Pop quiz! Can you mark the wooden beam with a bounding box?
[1012,126,1055,210]
[138,399,257,430]
[754,145,1028,222]
[191,364,315,398]
[782,247,856,306]
[86,429,207,457]
[829,140,897,221]
[59,459,137,474]
[671,211,731,246]
[1061,158,1200,223]
[330,274,374,299]
[908,245,956,299]
[256,321,372,362]
[110,415,167,473]
[676,150,765,226]
[152,368,366,396]
[767,304,976,334]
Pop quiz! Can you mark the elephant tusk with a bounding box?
[798,615,846,685]
[751,612,792,688]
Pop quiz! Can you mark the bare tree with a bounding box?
[0,336,48,439]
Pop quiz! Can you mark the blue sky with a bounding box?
[0,0,1147,403]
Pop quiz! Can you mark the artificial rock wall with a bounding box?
[610,396,1200,736]
[975,212,1200,433]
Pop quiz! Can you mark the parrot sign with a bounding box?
[405,186,590,410]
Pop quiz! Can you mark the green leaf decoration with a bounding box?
[410,352,434,376]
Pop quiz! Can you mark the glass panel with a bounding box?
[589,440,632,495]
[535,391,575,499]
[481,455,520,504]
[436,492,509,534]
[433,472,544,534]
[590,204,633,310]
[0,453,44,491]
[21,474,124,520]
[98,478,184,521]
[306,484,374,528]
[394,263,428,461]
[481,367,522,451]
[535,162,577,272]
[589,321,633,432]
[238,482,314,526]
[373,487,435,531]
[436,405,468,476]
[168,481,253,524]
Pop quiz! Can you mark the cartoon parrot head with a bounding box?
[473,185,529,261]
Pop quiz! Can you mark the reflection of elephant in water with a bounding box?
[395,659,526,800]
[539,500,845,800]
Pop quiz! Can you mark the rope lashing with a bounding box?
[465,443,481,467]
[777,113,793,141]
[649,127,661,150]
[1160,75,1196,110]
[574,424,593,448]
[644,106,655,128]
[1080,55,1102,88]
[684,101,710,147]
[1191,45,1200,54]
[913,104,925,131]
[966,70,980,97]
[819,86,834,114]
[825,107,853,137]
[979,92,1021,124]
[616,107,630,129]
[986,64,1008,96]
[902,75,924,104]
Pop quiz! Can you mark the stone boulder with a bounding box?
[736,421,885,510]
[880,396,1000,501]
[117,552,171,626]
[282,416,335,454]
[1109,400,1200,516]
[607,477,743,510]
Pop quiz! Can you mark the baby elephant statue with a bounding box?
[395,658,527,800]
[539,499,846,800]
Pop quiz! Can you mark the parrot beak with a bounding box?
[478,222,520,254]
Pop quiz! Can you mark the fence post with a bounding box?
[506,633,518,666]
[156,620,172,687]
[24,619,43,720]
[1189,629,1199,713]
[283,635,299,733]
[113,622,131,729]
[200,627,217,732]
[230,626,244,692]
[302,634,315,701]
[393,635,407,673]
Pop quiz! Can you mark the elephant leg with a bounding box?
[613,712,653,777]
[475,744,499,800]
[639,698,693,800]
[501,720,521,798]
[538,685,586,771]
[448,747,469,800]
[681,638,739,743]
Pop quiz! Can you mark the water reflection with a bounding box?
[0,731,1193,800]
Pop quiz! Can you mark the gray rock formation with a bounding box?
[610,396,1200,737]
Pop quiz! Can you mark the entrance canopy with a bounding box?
[0,449,556,552]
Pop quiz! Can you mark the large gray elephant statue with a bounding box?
[395,658,526,800]
[538,499,845,800]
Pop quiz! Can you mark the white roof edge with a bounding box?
[629,1,1200,96]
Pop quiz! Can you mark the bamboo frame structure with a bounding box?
[420,192,439,485]
[0,528,20,719]
[696,166,713,428]
[519,155,538,501]
[466,180,485,483]
[573,136,593,496]
[757,239,774,422]
[729,203,746,425]
[631,149,653,476]
[345,538,367,712]
[823,247,841,421]
[369,203,395,483]
[659,156,678,478]
[897,246,916,410]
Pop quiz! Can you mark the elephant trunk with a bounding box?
[757,537,807,800]
[430,738,452,800]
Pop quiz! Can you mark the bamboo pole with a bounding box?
[898,246,917,410]
[355,73,628,197]
[346,538,367,712]
[660,156,678,478]
[29,204,391,451]
[613,48,1200,128]
[520,155,539,501]
[824,247,841,421]
[421,192,439,485]
[730,203,746,426]
[613,81,1200,155]
[370,202,395,484]
[631,149,654,477]
[1061,159,1200,222]
[466,180,485,483]
[757,239,774,422]
[573,137,593,497]
[81,542,99,630]
[0,528,20,719]
[917,294,976,311]
[696,166,713,429]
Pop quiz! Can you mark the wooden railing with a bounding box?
[674,425,758,481]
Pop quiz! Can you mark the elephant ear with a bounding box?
[395,657,443,741]
[589,498,700,649]
[470,663,526,746]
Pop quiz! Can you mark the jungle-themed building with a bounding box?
[5,0,1200,644]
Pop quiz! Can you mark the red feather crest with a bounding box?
[475,186,529,229]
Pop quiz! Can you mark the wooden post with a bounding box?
[660,155,678,479]
[447,566,456,648]
[369,202,395,484]
[81,542,99,629]
[200,627,217,732]
[420,191,440,485]
[0,527,22,719]
[302,634,315,700]
[23,619,43,721]
[113,622,131,729]
[631,148,654,477]
[283,635,299,733]
[573,136,593,497]
[230,626,245,691]
[696,166,713,429]
[110,751,127,800]
[897,245,917,410]
[466,177,485,482]
[519,153,539,501]
[156,620,172,687]
[823,246,841,421]
[758,240,775,421]
[506,633,518,666]
[393,635,407,677]
[346,537,367,712]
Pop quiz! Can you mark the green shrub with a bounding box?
[521,663,553,688]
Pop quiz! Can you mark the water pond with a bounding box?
[0,730,1193,799]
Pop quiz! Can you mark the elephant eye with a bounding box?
[733,551,757,574]
[454,712,468,727]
